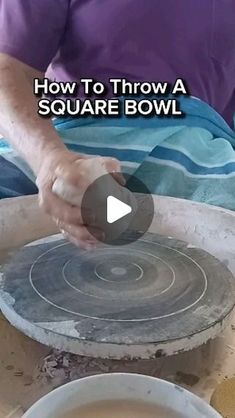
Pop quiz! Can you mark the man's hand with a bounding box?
[36,149,121,249]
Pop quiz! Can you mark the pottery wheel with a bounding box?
[0,233,235,359]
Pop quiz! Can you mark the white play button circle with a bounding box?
[81,172,154,245]
[107,196,132,224]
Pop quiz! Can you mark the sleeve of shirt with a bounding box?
[0,0,69,72]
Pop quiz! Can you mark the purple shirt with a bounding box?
[0,0,234,125]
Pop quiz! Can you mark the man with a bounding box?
[0,0,234,247]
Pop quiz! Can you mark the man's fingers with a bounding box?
[54,158,94,189]
[39,187,95,226]
[63,233,97,250]
[111,171,126,186]
[61,229,93,250]
[103,157,121,173]
[59,222,104,249]
[54,157,122,189]
[60,222,104,242]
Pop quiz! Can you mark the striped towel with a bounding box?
[1,96,235,210]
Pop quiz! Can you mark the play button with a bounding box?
[81,172,154,245]
[107,196,132,224]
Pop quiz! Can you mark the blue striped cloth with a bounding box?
[1,96,235,209]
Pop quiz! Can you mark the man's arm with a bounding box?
[0,53,98,249]
[0,54,121,248]
[0,53,66,174]
[0,1,117,248]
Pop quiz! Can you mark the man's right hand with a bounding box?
[36,149,121,249]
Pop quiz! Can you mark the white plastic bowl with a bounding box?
[23,373,221,418]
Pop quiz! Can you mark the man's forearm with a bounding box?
[0,54,66,174]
